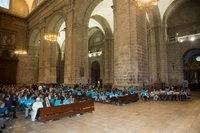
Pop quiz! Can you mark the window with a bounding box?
[196,56,200,62]
[0,0,10,9]
[36,0,40,6]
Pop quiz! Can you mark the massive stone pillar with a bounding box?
[159,25,169,86]
[64,9,88,85]
[148,27,158,84]
[148,24,169,86]
[103,38,114,85]
[38,20,46,84]
[64,9,74,85]
[113,0,149,89]
[38,20,57,84]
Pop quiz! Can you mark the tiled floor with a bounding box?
[2,92,200,133]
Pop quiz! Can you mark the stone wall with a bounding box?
[166,0,200,86]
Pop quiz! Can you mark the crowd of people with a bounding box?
[141,87,191,101]
[0,83,192,132]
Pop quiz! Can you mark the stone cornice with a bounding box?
[0,0,74,29]
[26,0,55,20]
[0,10,26,23]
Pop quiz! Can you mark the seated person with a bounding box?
[0,101,9,129]
[10,93,18,109]
[24,96,34,118]
[31,97,43,121]
[43,96,51,107]
[3,96,18,119]
[54,96,61,106]
[62,97,69,104]
[152,88,159,101]
[181,89,187,101]
[186,88,191,99]
[166,88,173,101]
[99,91,107,103]
[159,89,166,101]
[141,89,149,101]
[18,95,26,112]
[68,95,74,104]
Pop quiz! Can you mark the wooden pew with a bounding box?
[39,100,94,122]
[118,94,139,105]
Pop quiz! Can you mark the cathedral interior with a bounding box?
[0,1,200,133]
[0,0,200,89]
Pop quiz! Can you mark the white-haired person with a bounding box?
[31,97,43,121]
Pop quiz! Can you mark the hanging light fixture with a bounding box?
[14,45,27,55]
[136,0,159,7]
[14,50,27,54]
[88,51,102,58]
[44,31,59,42]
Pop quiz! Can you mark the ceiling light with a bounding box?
[190,36,195,41]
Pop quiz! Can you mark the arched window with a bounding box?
[196,56,200,62]
[0,0,10,9]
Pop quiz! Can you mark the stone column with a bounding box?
[148,25,169,86]
[103,38,114,85]
[72,23,89,84]
[148,27,159,84]
[159,25,169,86]
[38,19,46,83]
[38,20,57,84]
[113,0,149,89]
[64,9,88,85]
[64,9,73,85]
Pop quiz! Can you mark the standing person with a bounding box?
[3,96,18,119]
[31,97,43,121]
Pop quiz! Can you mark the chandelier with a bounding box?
[136,0,159,7]
[88,51,102,58]
[14,50,27,55]
[44,31,59,42]
[178,33,200,43]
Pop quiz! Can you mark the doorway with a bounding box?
[183,49,200,90]
[91,61,100,85]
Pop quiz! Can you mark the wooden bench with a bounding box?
[118,94,139,105]
[39,100,94,122]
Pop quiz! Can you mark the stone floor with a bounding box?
[2,92,200,133]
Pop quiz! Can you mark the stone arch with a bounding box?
[29,28,40,45]
[74,0,102,27]
[29,28,40,55]
[45,12,66,33]
[183,48,200,89]
[90,15,113,38]
[88,27,105,47]
[88,27,103,39]
[166,0,200,37]
[146,6,161,28]
[162,0,190,25]
[183,48,200,65]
